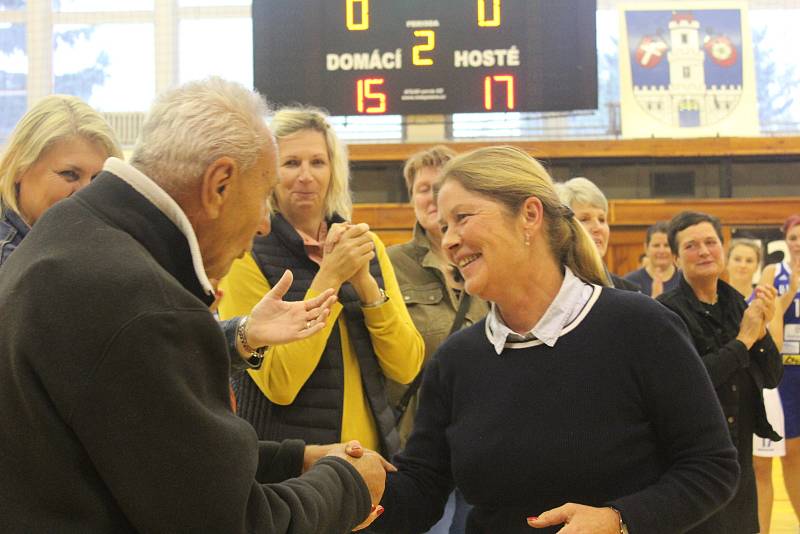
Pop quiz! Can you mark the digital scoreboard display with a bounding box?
[253,0,598,116]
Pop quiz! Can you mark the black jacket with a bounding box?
[0,168,370,533]
[658,277,782,442]
[610,272,641,292]
[657,276,782,534]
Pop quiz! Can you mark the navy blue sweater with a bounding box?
[372,287,738,534]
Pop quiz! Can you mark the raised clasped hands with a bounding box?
[318,222,376,291]
[737,284,777,347]
[527,503,621,533]
[752,284,777,326]
[651,274,664,298]
[303,439,396,531]
[245,269,337,347]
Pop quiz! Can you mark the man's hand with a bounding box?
[245,270,336,348]
[527,503,621,533]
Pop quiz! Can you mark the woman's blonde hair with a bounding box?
[438,146,608,286]
[270,107,352,220]
[0,94,122,214]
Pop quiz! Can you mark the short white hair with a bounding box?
[555,176,608,214]
[130,77,271,198]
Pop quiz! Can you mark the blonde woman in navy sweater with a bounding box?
[370,146,739,534]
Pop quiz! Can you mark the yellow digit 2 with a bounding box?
[478,0,500,27]
[346,0,369,31]
[412,30,435,66]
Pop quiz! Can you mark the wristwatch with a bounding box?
[237,316,266,366]
[362,287,388,308]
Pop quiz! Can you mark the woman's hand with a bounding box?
[752,284,778,333]
[651,274,664,298]
[353,504,385,531]
[313,222,374,292]
[527,503,621,533]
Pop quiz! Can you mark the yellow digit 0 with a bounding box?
[346,0,369,31]
[478,0,501,27]
[412,30,435,66]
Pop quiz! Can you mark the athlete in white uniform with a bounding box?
[757,215,800,533]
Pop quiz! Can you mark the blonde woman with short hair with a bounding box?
[0,95,121,266]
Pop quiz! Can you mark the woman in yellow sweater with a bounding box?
[219,107,423,456]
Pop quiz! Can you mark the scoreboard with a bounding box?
[253,0,597,115]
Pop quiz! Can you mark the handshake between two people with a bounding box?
[304,439,396,531]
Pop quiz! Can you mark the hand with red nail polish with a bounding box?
[526,503,620,532]
[353,504,385,531]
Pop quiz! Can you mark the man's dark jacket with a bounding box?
[0,164,370,533]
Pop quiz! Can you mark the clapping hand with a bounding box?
[651,274,664,298]
[313,222,375,293]
[752,284,777,327]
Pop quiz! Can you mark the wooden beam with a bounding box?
[348,136,800,162]
[608,197,800,226]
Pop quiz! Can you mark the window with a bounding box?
[54,23,155,111]
[0,20,26,139]
[179,0,249,6]
[0,0,25,9]
[55,0,153,11]
[328,114,402,142]
[179,18,251,87]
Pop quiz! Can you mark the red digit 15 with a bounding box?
[357,78,387,114]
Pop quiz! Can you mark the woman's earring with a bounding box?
[524,232,530,246]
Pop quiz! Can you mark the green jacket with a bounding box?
[387,223,489,445]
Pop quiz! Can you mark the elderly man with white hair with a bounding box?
[0,78,387,533]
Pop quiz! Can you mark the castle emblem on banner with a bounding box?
[619,3,758,138]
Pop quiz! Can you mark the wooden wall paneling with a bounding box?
[352,203,415,246]
[608,197,800,226]
[606,228,648,277]
[348,137,800,162]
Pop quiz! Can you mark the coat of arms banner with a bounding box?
[619,2,758,138]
